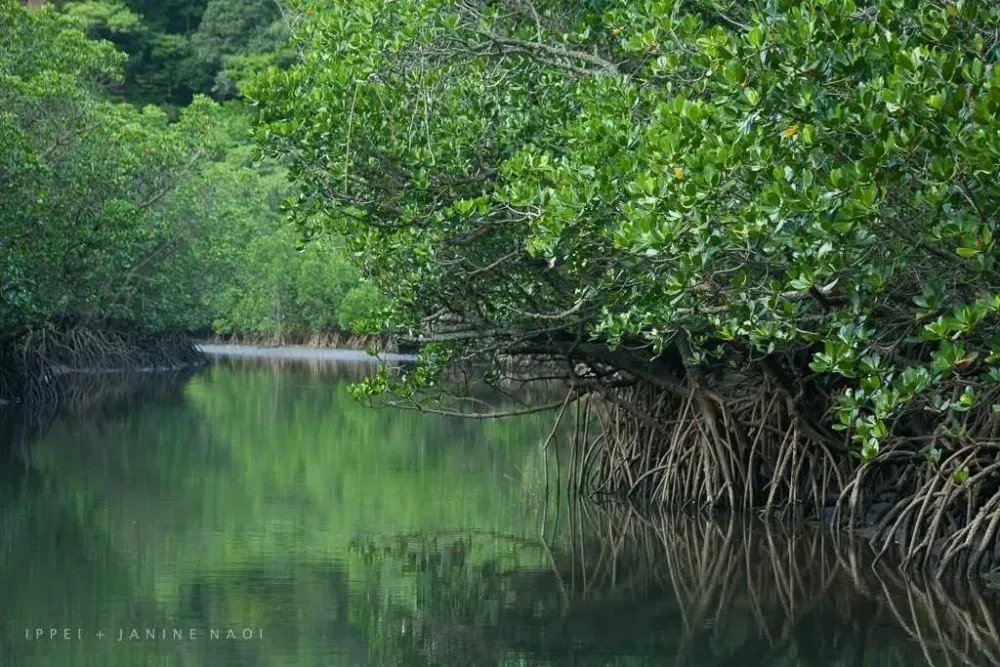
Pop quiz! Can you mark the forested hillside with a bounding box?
[0,0,386,402]
[41,0,291,105]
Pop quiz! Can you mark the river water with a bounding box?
[2,354,1000,666]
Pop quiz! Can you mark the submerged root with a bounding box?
[365,506,1000,666]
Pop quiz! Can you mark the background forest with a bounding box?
[0,0,385,345]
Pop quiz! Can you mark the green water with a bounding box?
[2,356,1000,667]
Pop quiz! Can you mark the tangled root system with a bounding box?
[564,353,1000,581]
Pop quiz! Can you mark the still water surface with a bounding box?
[2,355,1000,666]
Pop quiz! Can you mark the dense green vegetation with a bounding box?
[0,0,387,401]
[61,0,293,105]
[7,0,1000,577]
[249,0,1000,576]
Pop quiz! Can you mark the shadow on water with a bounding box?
[0,352,382,469]
[0,368,203,475]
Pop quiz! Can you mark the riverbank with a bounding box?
[196,343,417,363]
[203,330,406,352]
[556,363,1000,583]
[0,326,417,406]
[0,326,205,405]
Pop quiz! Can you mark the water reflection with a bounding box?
[349,504,1000,666]
[0,356,998,666]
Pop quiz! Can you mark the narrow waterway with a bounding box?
[1,354,999,666]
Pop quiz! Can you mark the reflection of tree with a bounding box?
[591,508,1000,667]
[57,368,201,417]
[0,466,179,667]
[9,358,1000,666]
[172,560,370,666]
[350,505,1000,667]
[0,400,56,470]
[3,357,555,666]
[349,531,553,666]
[205,354,399,380]
[0,368,201,470]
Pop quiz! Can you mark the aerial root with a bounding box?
[576,363,1000,578]
[587,374,842,518]
[20,325,200,373]
[0,325,203,405]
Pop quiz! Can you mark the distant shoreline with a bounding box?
[195,343,417,363]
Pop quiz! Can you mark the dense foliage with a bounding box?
[0,0,384,365]
[249,0,1000,572]
[62,0,293,104]
[211,230,373,338]
[1,1,223,331]
[251,0,1000,457]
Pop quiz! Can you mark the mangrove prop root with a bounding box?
[209,330,396,352]
[574,355,1000,580]
[0,325,204,405]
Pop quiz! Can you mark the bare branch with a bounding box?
[485,34,621,76]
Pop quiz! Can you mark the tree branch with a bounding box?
[134,148,204,212]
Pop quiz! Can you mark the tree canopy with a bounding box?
[1,0,381,348]
[61,0,292,104]
[250,0,1000,461]
[1,0,219,330]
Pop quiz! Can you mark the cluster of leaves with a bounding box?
[1,0,218,330]
[249,0,1000,455]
